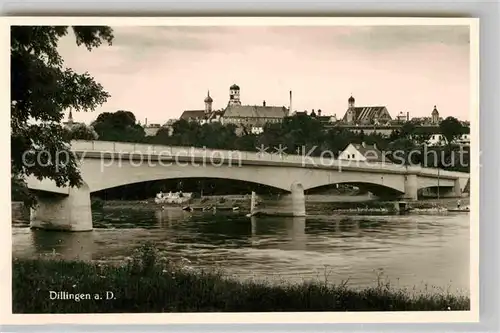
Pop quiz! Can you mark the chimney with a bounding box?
[263,100,266,107]
[289,90,293,113]
[318,109,322,116]
[145,118,148,126]
[407,112,409,121]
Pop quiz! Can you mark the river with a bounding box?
[11,197,470,295]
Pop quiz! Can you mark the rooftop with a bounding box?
[351,142,387,163]
[180,110,207,120]
[223,105,288,118]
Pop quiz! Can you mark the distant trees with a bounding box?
[256,114,326,155]
[84,111,470,174]
[11,26,114,206]
[67,123,98,140]
[91,110,146,142]
[439,116,465,148]
[322,128,360,156]
[146,119,239,149]
[386,138,417,165]
[400,122,416,138]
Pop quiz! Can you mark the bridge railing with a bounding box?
[71,140,468,179]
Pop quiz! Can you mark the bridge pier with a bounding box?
[271,182,306,216]
[250,182,306,217]
[30,183,92,232]
[290,182,306,217]
[403,174,418,201]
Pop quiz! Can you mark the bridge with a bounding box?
[27,140,470,231]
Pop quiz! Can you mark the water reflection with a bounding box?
[285,217,306,251]
[30,230,95,261]
[249,216,307,250]
[154,208,191,226]
[11,203,470,294]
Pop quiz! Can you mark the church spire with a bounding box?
[204,90,213,113]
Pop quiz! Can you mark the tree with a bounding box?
[400,122,416,138]
[234,133,258,151]
[11,26,114,206]
[387,138,416,165]
[148,126,174,145]
[439,116,464,148]
[411,126,435,145]
[323,128,359,156]
[263,114,326,155]
[67,123,99,140]
[91,110,146,142]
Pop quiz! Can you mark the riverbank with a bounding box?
[94,195,246,209]
[12,243,469,313]
[13,195,470,218]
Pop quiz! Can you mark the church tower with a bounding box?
[431,105,440,125]
[204,91,213,113]
[68,109,74,124]
[346,95,356,123]
[228,84,241,106]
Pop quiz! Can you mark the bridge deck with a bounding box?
[70,140,469,180]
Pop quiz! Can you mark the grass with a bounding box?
[12,242,470,313]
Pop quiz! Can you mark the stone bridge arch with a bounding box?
[298,170,406,196]
[79,158,296,193]
[305,182,404,198]
[26,142,470,232]
[92,176,288,196]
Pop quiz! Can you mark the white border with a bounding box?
[0,16,480,325]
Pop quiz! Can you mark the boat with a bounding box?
[447,206,470,212]
[154,191,193,205]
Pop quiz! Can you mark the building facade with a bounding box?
[342,95,393,125]
[338,142,386,163]
[179,84,290,135]
[179,91,217,124]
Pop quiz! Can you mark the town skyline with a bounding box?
[57,25,471,125]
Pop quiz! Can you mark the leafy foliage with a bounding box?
[439,116,465,147]
[11,26,114,206]
[117,111,469,173]
[67,123,99,140]
[91,110,146,142]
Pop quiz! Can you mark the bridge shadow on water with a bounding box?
[14,200,448,264]
[306,183,403,199]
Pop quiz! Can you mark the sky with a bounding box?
[57,25,471,125]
